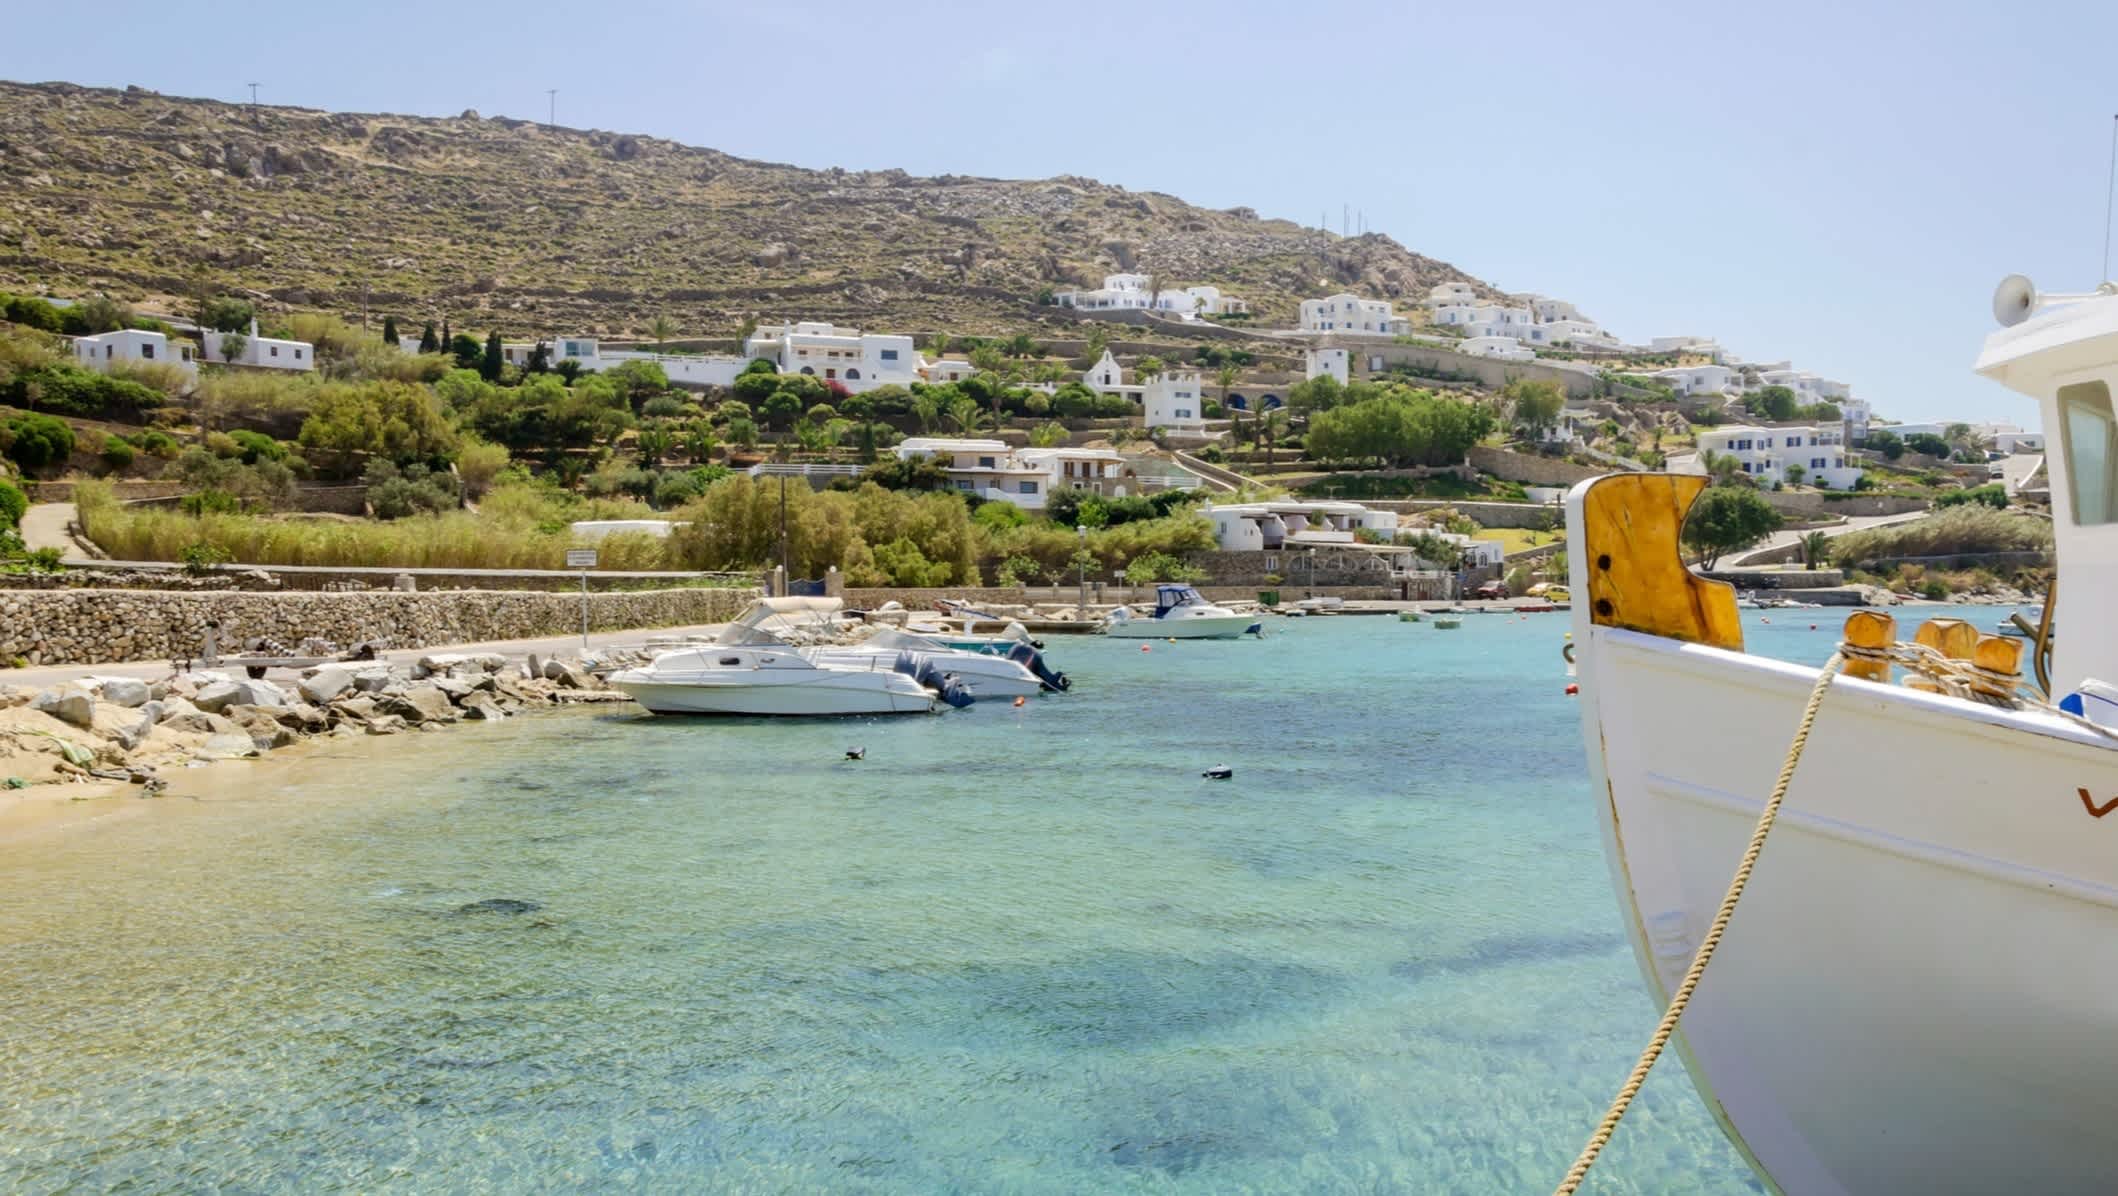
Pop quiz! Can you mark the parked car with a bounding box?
[1474,580,1510,600]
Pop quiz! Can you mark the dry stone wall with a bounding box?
[2,586,760,666]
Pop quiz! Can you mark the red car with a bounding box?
[1474,580,1510,600]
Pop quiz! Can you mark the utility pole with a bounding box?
[359,281,369,332]
[1342,203,1349,237]
[546,89,558,129]
[246,83,260,127]
[778,471,789,580]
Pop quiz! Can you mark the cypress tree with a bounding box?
[480,331,505,381]
[417,321,439,353]
[441,318,452,351]
[382,316,400,347]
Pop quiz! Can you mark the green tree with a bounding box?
[1749,385,1799,422]
[1681,485,1783,568]
[1136,355,1164,386]
[76,295,130,334]
[1800,530,1833,568]
[1699,448,1743,485]
[911,388,944,432]
[1866,429,1904,460]
[480,331,505,382]
[450,332,482,370]
[417,322,440,354]
[200,296,257,333]
[1257,407,1288,468]
[1504,378,1566,442]
[295,382,457,477]
[649,314,678,355]
[1288,373,1344,417]
[381,315,400,347]
[1784,462,1807,487]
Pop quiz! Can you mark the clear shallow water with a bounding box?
[0,609,1897,1193]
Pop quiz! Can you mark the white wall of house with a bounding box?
[1692,423,1862,489]
[201,321,314,372]
[1424,282,1477,308]
[72,329,197,377]
[743,321,920,392]
[1299,293,1406,334]
[1653,364,1738,396]
[1051,274,1247,319]
[893,438,1129,510]
[1202,500,1400,551]
[1142,370,1207,430]
[496,336,746,386]
[1459,335,1535,361]
[1306,348,1349,383]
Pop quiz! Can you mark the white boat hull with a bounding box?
[807,650,1045,699]
[612,677,935,716]
[1576,624,2118,1193]
[1103,615,1257,639]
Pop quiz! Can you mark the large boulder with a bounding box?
[195,732,261,760]
[273,703,329,731]
[164,709,238,735]
[379,685,456,725]
[31,687,95,729]
[352,668,396,694]
[94,677,151,708]
[457,691,508,720]
[194,679,287,713]
[543,659,595,689]
[298,665,355,704]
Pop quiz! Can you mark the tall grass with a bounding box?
[76,478,682,571]
[1829,506,2053,564]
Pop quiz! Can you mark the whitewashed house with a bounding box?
[1299,294,1408,335]
[1517,294,1585,323]
[1651,335,1724,357]
[922,357,978,384]
[1884,421,2042,454]
[1424,282,1477,308]
[1653,364,1739,397]
[894,438,1131,509]
[1051,274,1247,319]
[1688,424,1861,489]
[499,336,748,387]
[743,322,920,392]
[72,328,197,378]
[1203,501,1399,550]
[201,319,314,371]
[1306,347,1349,383]
[1837,396,1872,442]
[1459,335,1536,361]
[1142,369,1207,432]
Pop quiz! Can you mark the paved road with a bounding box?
[1999,453,2044,495]
[1727,509,1932,569]
[18,503,81,555]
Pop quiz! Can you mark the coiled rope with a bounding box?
[1553,652,1845,1196]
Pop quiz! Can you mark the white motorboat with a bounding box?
[1562,274,2118,1193]
[608,644,949,715]
[1103,584,1262,639]
[808,628,1066,699]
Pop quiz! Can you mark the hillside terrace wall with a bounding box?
[1344,341,1601,398]
[2,586,761,667]
[1466,446,1606,487]
[1763,491,1929,517]
[38,561,753,593]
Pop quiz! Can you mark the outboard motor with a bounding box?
[1006,641,1071,692]
[911,658,976,708]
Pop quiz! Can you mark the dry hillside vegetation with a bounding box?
[0,81,1492,339]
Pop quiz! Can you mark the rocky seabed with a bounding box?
[1,588,759,667]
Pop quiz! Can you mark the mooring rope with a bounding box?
[1553,652,1845,1196]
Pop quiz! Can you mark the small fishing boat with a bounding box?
[1103,585,1262,639]
[1399,610,1424,623]
[1432,617,1463,630]
[608,645,959,715]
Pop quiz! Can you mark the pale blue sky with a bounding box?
[6,0,2112,422]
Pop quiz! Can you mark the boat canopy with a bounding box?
[1155,584,1206,612]
[713,597,847,645]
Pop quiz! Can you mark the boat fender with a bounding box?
[1245,623,1264,636]
[1140,644,1151,653]
[1564,683,1579,696]
[1012,696,1026,708]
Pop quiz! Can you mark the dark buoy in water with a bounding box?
[1202,765,1234,780]
[845,747,866,761]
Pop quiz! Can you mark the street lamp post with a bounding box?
[1077,524,1088,611]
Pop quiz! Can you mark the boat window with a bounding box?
[2060,381,2118,526]
[719,656,742,666]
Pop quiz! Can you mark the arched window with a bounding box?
[845,368,860,380]
[1262,395,1283,410]
[799,366,815,376]
[1225,394,1248,410]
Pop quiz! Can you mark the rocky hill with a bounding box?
[0,80,1494,340]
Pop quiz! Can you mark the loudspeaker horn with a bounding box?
[1992,274,2037,328]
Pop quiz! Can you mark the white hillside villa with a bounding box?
[1423,282,1477,308]
[1051,274,1248,320]
[893,437,1129,510]
[71,328,197,378]
[1077,351,1209,432]
[1299,294,1408,335]
[1459,335,1536,361]
[744,321,920,392]
[495,336,749,388]
[202,319,314,371]
[1653,363,1740,397]
[1884,421,2044,454]
[1651,335,1726,360]
[1306,347,1349,383]
[1433,302,1622,350]
[1687,423,1861,490]
[1203,500,1399,550]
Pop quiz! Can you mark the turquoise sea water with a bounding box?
[0,609,1903,1193]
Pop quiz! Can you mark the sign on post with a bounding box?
[567,548,598,648]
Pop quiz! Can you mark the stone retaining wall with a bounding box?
[1466,446,1606,487]
[1764,491,1929,517]
[2,586,761,667]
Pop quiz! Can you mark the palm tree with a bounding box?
[911,389,943,433]
[944,394,986,432]
[1258,408,1288,468]
[1700,448,1742,486]
[649,314,677,356]
[1800,530,1833,569]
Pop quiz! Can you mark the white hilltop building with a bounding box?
[1882,421,2043,454]
[744,321,921,392]
[1202,499,1506,572]
[1432,300,1622,351]
[1685,423,1861,490]
[495,335,749,388]
[893,437,1130,509]
[1653,363,1740,397]
[1077,351,1210,432]
[1306,347,1349,383]
[201,319,314,371]
[1459,335,1536,361]
[1299,294,1410,335]
[1651,335,1727,360]
[71,328,197,378]
[1051,273,1248,320]
[1424,282,1477,308]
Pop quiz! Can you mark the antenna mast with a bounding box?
[2103,114,2117,284]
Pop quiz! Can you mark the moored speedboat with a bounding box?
[1102,584,1262,639]
[809,628,1066,698]
[1562,275,2118,1193]
[608,645,947,715]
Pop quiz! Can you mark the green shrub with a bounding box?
[364,460,461,519]
[136,428,179,458]
[179,542,232,574]
[0,363,165,420]
[1935,483,2007,510]
[100,435,137,469]
[227,429,287,464]
[3,412,75,469]
[180,489,243,515]
[0,477,25,529]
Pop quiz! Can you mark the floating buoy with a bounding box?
[1202,765,1233,780]
[1167,637,1177,644]
[1810,624,1819,631]
[1140,644,1151,652]
[1761,618,1771,624]
[845,747,866,761]
[1012,696,1026,708]
[1565,683,1580,696]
